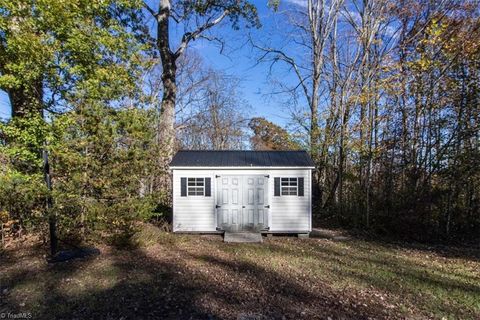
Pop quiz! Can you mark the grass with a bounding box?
[0,228,479,319]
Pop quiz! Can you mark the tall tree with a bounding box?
[257,0,480,240]
[0,0,146,253]
[252,0,344,203]
[0,0,145,117]
[143,0,259,162]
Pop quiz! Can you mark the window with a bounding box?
[187,178,205,196]
[281,177,298,196]
[181,177,211,197]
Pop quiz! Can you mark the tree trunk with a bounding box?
[156,0,177,184]
[158,68,177,158]
[310,92,322,207]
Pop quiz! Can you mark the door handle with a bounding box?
[216,205,221,208]
[242,206,245,208]
[264,205,270,208]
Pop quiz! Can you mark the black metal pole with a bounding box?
[43,148,57,256]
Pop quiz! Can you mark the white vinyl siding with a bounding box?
[172,168,312,233]
[173,171,216,232]
[269,170,310,232]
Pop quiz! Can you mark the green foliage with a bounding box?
[0,102,167,243]
[177,0,261,30]
[0,210,9,223]
[0,113,49,171]
[0,168,47,229]
[268,0,280,11]
[0,114,49,230]
[0,0,153,243]
[0,0,147,114]
[47,105,164,242]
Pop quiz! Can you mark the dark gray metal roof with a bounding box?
[170,150,315,168]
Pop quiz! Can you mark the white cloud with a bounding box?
[283,0,308,8]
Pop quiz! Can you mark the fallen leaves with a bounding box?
[0,234,479,320]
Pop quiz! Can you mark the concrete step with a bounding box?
[224,232,263,243]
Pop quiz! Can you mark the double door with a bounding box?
[216,175,268,232]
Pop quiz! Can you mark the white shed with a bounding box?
[170,150,315,236]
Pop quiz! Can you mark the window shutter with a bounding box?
[205,177,211,197]
[298,177,304,196]
[274,177,280,196]
[181,178,187,197]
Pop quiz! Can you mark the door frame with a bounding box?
[215,174,270,231]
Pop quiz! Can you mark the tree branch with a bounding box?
[250,38,311,107]
[175,10,230,58]
[143,2,158,19]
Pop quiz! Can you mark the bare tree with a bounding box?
[254,0,343,159]
[177,69,250,150]
[253,0,400,214]
[251,0,344,204]
[340,0,396,225]
[143,0,259,164]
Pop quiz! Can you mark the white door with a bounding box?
[217,176,242,232]
[216,175,268,232]
[242,176,268,231]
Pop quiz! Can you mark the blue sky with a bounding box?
[185,1,297,126]
[0,91,10,119]
[0,0,302,126]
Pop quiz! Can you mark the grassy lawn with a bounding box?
[1,228,479,319]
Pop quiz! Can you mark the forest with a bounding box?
[0,0,479,249]
[1,1,480,319]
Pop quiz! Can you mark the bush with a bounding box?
[0,169,47,232]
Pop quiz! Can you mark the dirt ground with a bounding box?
[1,230,479,320]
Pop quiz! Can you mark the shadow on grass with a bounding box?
[1,233,479,319]
[0,238,391,320]
[339,229,480,262]
[263,238,480,318]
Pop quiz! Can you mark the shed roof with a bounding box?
[170,150,315,168]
